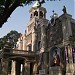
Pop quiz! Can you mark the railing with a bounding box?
[12,49,35,56]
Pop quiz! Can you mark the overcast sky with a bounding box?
[0,0,75,38]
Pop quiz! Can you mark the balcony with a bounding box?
[2,48,36,57]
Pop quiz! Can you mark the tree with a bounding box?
[0,0,60,27]
[0,30,21,49]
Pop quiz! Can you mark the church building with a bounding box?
[16,1,75,75]
[15,1,75,75]
[0,1,75,75]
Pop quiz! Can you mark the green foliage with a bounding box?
[0,0,5,5]
[0,0,61,27]
[0,30,21,49]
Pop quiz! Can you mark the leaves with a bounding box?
[0,0,61,27]
[0,30,21,49]
[0,0,5,6]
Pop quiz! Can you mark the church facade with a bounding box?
[16,1,75,75]
[0,1,75,75]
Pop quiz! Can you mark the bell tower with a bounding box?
[29,1,47,19]
[25,1,47,52]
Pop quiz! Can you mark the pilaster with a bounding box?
[66,45,74,75]
[32,26,37,51]
[23,35,27,50]
[33,63,38,75]
[41,24,46,52]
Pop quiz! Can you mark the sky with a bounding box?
[0,0,75,38]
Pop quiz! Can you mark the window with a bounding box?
[28,44,32,51]
[40,11,43,18]
[30,14,32,18]
[34,11,38,16]
[38,41,41,50]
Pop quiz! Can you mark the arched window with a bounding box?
[28,44,32,51]
[40,11,43,18]
[30,14,32,18]
[34,11,38,16]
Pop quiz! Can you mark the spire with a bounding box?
[32,0,41,8]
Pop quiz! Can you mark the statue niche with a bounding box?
[51,47,60,66]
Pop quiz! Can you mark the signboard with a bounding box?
[39,69,45,74]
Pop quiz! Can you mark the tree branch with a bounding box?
[0,0,20,27]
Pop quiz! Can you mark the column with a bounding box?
[23,61,30,75]
[23,34,27,50]
[32,26,37,51]
[11,60,16,75]
[41,24,46,52]
[21,63,24,75]
[33,63,38,75]
[41,21,47,64]
[67,45,73,63]
[66,45,74,75]
[40,20,47,75]
[1,58,9,75]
